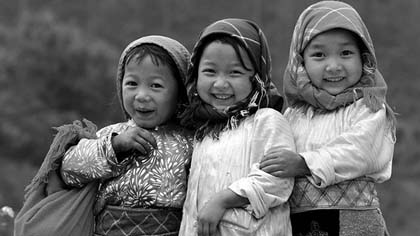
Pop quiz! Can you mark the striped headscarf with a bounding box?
[181,18,282,140]
[283,0,395,123]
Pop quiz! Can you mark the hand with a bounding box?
[111,127,157,158]
[259,149,310,178]
[198,198,226,236]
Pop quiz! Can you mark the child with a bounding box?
[60,35,194,236]
[260,1,396,235]
[178,18,296,236]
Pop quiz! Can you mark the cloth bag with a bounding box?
[14,119,99,236]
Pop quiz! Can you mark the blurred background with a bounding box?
[0,0,419,235]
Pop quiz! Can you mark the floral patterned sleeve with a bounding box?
[61,123,131,187]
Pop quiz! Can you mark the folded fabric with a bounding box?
[14,119,99,236]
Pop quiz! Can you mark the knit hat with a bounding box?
[116,35,190,119]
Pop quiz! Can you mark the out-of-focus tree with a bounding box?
[0,10,120,165]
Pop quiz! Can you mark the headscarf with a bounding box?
[283,1,394,112]
[181,18,282,140]
[116,35,190,119]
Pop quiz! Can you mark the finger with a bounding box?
[132,141,147,155]
[260,163,285,174]
[133,135,155,154]
[260,165,276,174]
[259,158,280,169]
[135,128,158,149]
[260,152,278,162]
[198,222,208,236]
[198,221,203,236]
[270,170,288,178]
[209,222,217,236]
[203,223,210,236]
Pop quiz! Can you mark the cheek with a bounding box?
[162,90,179,114]
[353,61,363,78]
[196,77,210,96]
[236,79,253,98]
[122,90,133,110]
[304,62,323,84]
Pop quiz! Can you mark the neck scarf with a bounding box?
[283,0,395,130]
[116,35,190,119]
[182,18,281,140]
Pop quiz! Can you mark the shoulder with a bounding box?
[250,108,291,132]
[170,125,195,142]
[159,124,194,145]
[254,108,288,123]
[96,121,131,137]
[254,108,287,123]
[345,99,387,119]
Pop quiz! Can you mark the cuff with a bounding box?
[301,150,335,188]
[104,132,133,175]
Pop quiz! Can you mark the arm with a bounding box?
[263,102,395,187]
[260,149,310,178]
[60,125,122,187]
[197,189,249,236]
[301,104,395,187]
[197,109,295,236]
[61,124,157,187]
[228,109,295,218]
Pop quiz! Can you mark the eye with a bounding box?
[230,69,245,76]
[201,68,216,76]
[310,51,325,58]
[151,83,164,89]
[123,79,137,87]
[341,49,355,56]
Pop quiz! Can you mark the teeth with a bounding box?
[324,77,343,82]
[214,94,232,100]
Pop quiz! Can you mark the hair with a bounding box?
[123,44,188,122]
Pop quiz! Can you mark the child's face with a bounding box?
[303,28,363,95]
[196,41,253,111]
[122,55,179,128]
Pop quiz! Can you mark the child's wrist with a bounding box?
[111,133,126,162]
[298,154,311,176]
[216,189,249,209]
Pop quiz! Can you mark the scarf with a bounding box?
[181,18,282,140]
[283,0,395,129]
[116,35,190,119]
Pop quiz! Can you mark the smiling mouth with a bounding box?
[213,94,233,100]
[324,76,344,82]
[136,108,154,114]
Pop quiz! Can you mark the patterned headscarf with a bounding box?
[116,35,190,119]
[181,18,282,140]
[283,0,394,118]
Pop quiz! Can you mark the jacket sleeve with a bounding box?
[60,124,131,187]
[228,109,296,219]
[301,102,395,188]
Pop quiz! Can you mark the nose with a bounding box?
[325,58,343,73]
[213,74,229,89]
[134,87,151,102]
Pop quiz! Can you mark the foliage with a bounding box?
[0,1,419,235]
[0,10,120,165]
